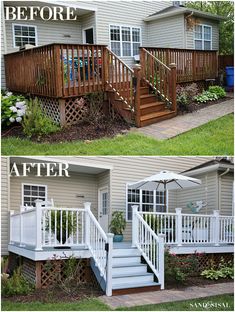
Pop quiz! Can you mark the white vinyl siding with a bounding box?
[220,174,234,216]
[194,24,212,50]
[146,14,185,48]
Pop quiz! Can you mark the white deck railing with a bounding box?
[136,208,234,246]
[9,202,113,296]
[132,206,165,289]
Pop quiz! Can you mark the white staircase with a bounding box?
[111,245,161,295]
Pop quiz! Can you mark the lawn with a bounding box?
[2,294,234,311]
[1,114,233,156]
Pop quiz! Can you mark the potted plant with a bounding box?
[46,210,76,248]
[109,211,126,242]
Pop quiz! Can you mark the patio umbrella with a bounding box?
[129,170,201,211]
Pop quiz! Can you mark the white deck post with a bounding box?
[106,233,114,297]
[35,200,43,251]
[175,208,182,246]
[213,210,220,246]
[158,234,165,290]
[132,205,139,247]
[19,212,23,247]
[84,202,91,247]
[9,210,15,244]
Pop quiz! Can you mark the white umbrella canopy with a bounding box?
[129,170,201,192]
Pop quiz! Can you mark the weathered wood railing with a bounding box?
[143,47,218,83]
[105,48,135,113]
[137,208,234,246]
[140,48,177,112]
[4,43,107,98]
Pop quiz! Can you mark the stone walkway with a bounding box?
[100,282,234,309]
[132,98,234,140]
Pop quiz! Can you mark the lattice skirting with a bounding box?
[36,96,61,125]
[8,253,98,289]
[174,253,234,275]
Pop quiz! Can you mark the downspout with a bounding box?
[218,168,230,212]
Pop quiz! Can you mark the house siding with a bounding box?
[80,12,97,43]
[1,1,6,88]
[185,17,219,50]
[10,168,99,216]
[1,157,10,255]
[174,171,218,215]
[146,15,185,49]
[5,17,82,54]
[93,0,171,66]
[220,173,233,216]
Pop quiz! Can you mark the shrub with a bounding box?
[165,249,200,284]
[1,267,34,296]
[22,98,60,138]
[109,211,126,235]
[84,92,105,126]
[194,90,218,103]
[201,258,234,280]
[176,83,199,111]
[208,86,226,99]
[1,91,27,127]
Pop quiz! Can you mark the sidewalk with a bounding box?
[100,282,234,309]
[131,98,234,140]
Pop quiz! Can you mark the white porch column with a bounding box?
[35,200,43,251]
[132,205,139,247]
[213,210,220,246]
[175,208,182,246]
[84,202,91,247]
[158,233,165,290]
[106,233,114,297]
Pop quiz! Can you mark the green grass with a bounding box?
[2,114,233,156]
[2,294,234,311]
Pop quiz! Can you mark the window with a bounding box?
[194,24,212,50]
[13,24,37,48]
[22,184,47,207]
[110,25,141,57]
[126,187,166,221]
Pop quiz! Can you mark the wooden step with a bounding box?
[140,110,177,127]
[140,101,165,115]
[140,94,157,105]
[112,282,161,296]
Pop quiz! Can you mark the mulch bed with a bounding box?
[2,284,103,303]
[1,117,130,143]
[165,276,232,290]
[178,96,232,115]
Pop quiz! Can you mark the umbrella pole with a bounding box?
[164,183,167,212]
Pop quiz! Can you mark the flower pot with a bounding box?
[113,234,123,242]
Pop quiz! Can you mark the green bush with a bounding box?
[201,258,234,280]
[22,98,60,138]
[208,86,226,99]
[165,249,200,284]
[1,267,34,296]
[1,91,27,127]
[109,211,126,235]
[194,90,218,103]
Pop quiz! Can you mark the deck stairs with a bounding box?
[107,80,176,128]
[91,243,161,296]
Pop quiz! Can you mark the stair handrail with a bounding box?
[84,203,113,296]
[140,47,177,113]
[132,205,165,289]
[104,47,135,114]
